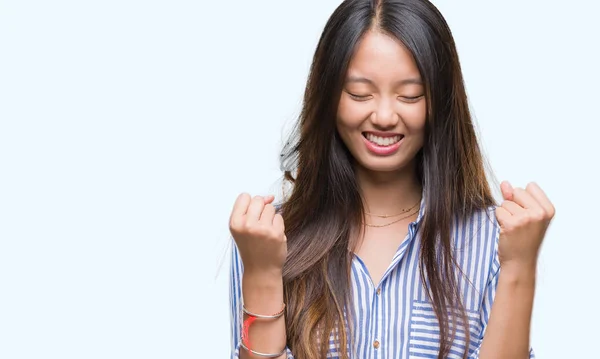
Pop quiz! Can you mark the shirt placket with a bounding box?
[372,282,383,358]
[370,222,418,358]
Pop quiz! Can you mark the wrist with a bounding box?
[500,261,537,286]
[243,267,284,283]
[242,270,284,312]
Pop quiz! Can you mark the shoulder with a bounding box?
[453,205,500,246]
[452,205,501,274]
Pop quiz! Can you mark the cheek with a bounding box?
[400,102,427,132]
[337,96,369,129]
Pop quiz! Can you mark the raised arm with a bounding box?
[229,194,292,359]
[475,181,554,359]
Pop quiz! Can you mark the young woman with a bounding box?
[228,1,554,358]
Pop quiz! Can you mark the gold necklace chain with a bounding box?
[363,206,420,228]
[365,198,421,218]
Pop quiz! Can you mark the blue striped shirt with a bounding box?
[230,199,535,358]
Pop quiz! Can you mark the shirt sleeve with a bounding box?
[229,241,295,359]
[468,223,535,359]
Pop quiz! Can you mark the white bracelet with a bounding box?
[240,342,287,358]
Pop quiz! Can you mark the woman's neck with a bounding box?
[355,163,422,216]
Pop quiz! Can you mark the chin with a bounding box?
[356,156,409,173]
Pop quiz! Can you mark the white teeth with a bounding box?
[365,133,402,146]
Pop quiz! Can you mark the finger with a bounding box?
[263,195,275,205]
[231,193,252,220]
[525,182,555,216]
[500,181,514,201]
[512,187,542,210]
[495,206,512,228]
[260,204,276,224]
[246,195,265,222]
[273,213,286,237]
[501,200,525,216]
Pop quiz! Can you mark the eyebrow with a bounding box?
[345,76,423,86]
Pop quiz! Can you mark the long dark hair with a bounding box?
[279,1,495,358]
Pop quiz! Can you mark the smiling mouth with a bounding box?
[362,132,404,146]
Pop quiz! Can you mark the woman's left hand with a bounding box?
[495,181,556,272]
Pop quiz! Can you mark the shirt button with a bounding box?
[376,288,381,295]
[373,340,380,349]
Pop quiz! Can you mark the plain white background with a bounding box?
[1,0,599,358]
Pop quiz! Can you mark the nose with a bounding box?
[371,97,399,129]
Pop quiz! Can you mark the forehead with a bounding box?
[346,30,421,82]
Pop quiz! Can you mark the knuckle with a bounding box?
[548,205,556,218]
[521,217,533,226]
[229,216,243,231]
[266,229,279,240]
[531,210,545,221]
[250,224,271,238]
[228,220,238,232]
[513,216,527,227]
[271,228,284,241]
[241,221,254,233]
[245,222,259,233]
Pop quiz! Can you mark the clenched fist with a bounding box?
[229,193,287,275]
[495,181,555,271]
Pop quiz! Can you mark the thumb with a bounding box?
[500,181,514,201]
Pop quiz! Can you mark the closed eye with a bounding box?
[399,95,424,103]
[346,91,372,101]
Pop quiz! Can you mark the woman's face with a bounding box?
[336,30,427,174]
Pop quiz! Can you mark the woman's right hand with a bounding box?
[229,193,287,275]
